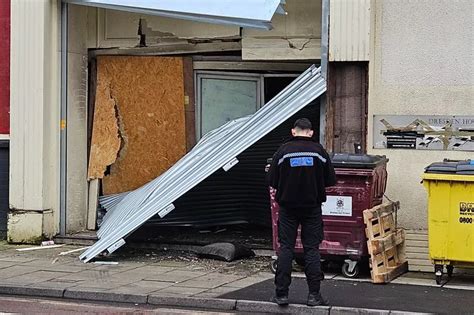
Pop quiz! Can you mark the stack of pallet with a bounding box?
[363,201,409,283]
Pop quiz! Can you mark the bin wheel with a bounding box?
[270,260,278,274]
[435,264,443,285]
[447,265,454,278]
[342,261,360,278]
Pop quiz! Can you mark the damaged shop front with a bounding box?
[8,0,328,244]
[83,4,324,249]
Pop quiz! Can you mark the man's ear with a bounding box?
[291,128,297,136]
[308,130,314,137]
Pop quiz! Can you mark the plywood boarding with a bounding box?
[87,74,121,179]
[94,56,186,195]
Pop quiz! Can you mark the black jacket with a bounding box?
[267,136,337,209]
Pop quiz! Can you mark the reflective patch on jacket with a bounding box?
[290,157,314,167]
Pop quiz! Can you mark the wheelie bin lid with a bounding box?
[329,153,388,169]
[425,159,474,175]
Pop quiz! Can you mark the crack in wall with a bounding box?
[287,38,312,51]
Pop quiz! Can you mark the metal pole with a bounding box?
[320,0,329,80]
[60,2,68,236]
[319,0,330,146]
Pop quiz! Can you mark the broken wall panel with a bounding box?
[97,9,240,48]
[327,62,368,153]
[96,56,186,195]
[183,57,196,151]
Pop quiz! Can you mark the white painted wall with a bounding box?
[242,0,322,60]
[368,0,474,229]
[9,0,60,241]
[96,8,240,48]
[66,5,97,232]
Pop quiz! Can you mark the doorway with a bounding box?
[136,74,321,249]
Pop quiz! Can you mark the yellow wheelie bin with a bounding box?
[422,160,474,285]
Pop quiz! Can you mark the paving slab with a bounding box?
[19,258,61,266]
[155,285,209,296]
[0,265,39,279]
[0,261,17,269]
[332,276,372,283]
[56,268,118,281]
[0,256,38,263]
[108,280,174,294]
[391,277,439,287]
[68,278,137,289]
[118,265,176,280]
[443,282,474,291]
[144,270,208,283]
[224,276,269,288]
[34,263,93,273]
[152,261,191,268]
[93,263,144,274]
[176,273,244,289]
[193,286,241,298]
[9,271,71,285]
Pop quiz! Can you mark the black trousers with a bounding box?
[275,205,323,297]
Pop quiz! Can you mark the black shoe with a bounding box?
[272,295,289,306]
[307,293,329,307]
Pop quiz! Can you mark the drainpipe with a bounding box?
[319,0,329,145]
[60,1,68,236]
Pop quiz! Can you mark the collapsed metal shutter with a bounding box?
[82,66,325,262]
[146,101,320,228]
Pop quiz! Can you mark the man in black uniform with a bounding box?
[267,118,336,307]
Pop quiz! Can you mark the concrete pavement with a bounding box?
[0,242,472,314]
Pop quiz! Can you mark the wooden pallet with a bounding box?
[364,201,408,284]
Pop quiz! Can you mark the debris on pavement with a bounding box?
[94,261,119,265]
[196,242,255,262]
[58,246,90,256]
[16,244,65,252]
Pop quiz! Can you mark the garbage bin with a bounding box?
[422,159,474,284]
[268,153,388,278]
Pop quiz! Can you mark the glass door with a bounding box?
[196,72,262,138]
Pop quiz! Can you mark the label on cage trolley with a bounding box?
[322,196,352,217]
